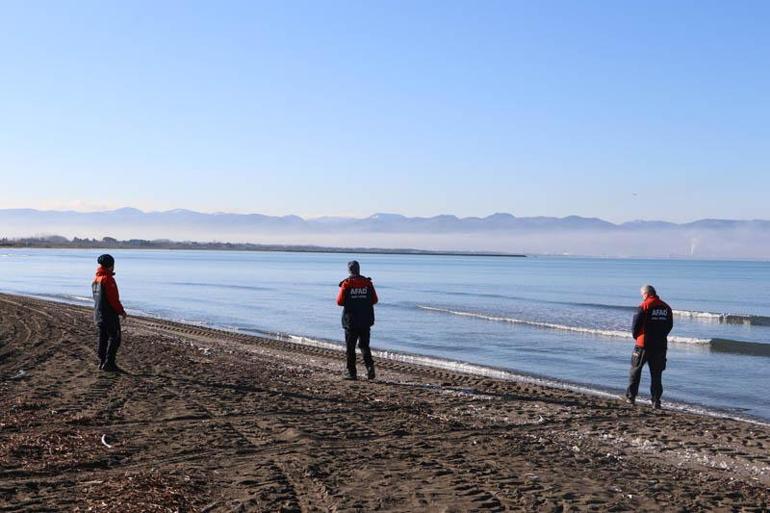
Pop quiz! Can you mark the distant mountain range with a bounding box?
[1,208,769,258]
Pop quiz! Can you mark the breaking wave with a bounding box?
[672,309,770,326]
[418,305,709,344]
[554,301,770,327]
[417,306,770,357]
[434,290,770,327]
[550,301,770,327]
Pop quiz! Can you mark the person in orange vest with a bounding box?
[626,284,673,408]
[336,260,378,380]
[92,254,127,372]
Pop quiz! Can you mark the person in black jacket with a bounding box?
[336,260,379,380]
[626,284,673,408]
[92,254,127,372]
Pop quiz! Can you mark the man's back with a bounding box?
[632,295,673,352]
[337,275,378,330]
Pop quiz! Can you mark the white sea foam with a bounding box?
[287,333,618,396]
[288,335,342,352]
[673,309,724,320]
[418,305,711,345]
[672,309,770,326]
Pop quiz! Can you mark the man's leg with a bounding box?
[648,351,666,407]
[103,320,122,370]
[97,323,109,369]
[626,347,647,402]
[344,329,358,378]
[358,328,375,379]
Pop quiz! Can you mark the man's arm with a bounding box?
[665,306,673,336]
[336,281,348,306]
[631,307,644,338]
[370,281,378,305]
[103,277,127,316]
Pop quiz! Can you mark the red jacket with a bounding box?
[92,266,126,320]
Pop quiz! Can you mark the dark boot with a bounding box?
[366,365,375,380]
[102,361,122,372]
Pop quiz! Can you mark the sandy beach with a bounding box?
[1,293,768,512]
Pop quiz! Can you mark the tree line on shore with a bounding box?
[0,236,525,257]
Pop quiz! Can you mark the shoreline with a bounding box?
[2,293,769,511]
[8,289,770,427]
[0,242,527,258]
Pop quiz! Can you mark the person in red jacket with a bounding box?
[336,260,378,380]
[626,284,673,408]
[92,254,127,372]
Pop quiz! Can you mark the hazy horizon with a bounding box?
[3,207,770,259]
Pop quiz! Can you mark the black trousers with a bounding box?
[344,327,374,377]
[97,320,121,368]
[626,346,666,402]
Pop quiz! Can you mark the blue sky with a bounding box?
[1,1,768,222]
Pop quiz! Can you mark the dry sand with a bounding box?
[1,293,768,512]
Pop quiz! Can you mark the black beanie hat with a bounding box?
[348,260,360,275]
[97,254,115,268]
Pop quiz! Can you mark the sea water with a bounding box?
[1,249,768,421]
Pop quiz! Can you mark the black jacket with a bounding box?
[92,266,125,326]
[337,275,378,330]
[632,295,673,352]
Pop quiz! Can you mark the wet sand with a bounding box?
[1,293,768,512]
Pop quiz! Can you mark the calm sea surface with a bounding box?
[2,249,769,421]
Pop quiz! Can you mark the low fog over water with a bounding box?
[2,208,769,259]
